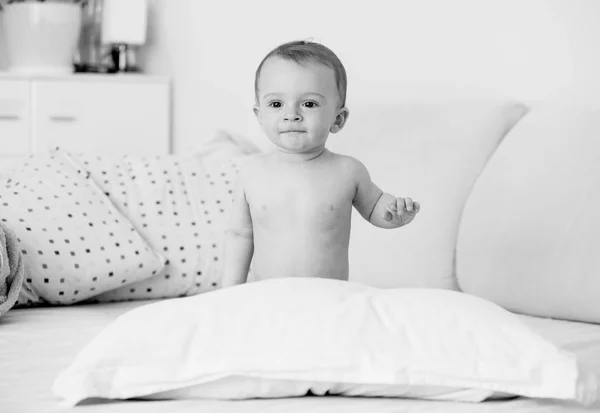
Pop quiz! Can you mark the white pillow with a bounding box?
[327,93,527,290]
[456,102,600,324]
[52,278,596,406]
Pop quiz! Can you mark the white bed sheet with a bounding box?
[1,298,599,413]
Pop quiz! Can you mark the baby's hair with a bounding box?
[254,40,347,107]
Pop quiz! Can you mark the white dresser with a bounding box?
[0,73,171,174]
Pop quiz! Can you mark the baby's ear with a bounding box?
[253,105,263,127]
[330,107,350,134]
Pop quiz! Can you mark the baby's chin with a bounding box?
[277,131,309,143]
[273,140,311,152]
[276,136,328,150]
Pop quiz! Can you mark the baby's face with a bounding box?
[254,57,346,155]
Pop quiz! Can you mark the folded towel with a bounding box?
[0,221,24,317]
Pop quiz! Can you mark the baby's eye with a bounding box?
[302,101,319,108]
[268,101,282,108]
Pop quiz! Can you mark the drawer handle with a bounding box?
[49,115,78,122]
[0,114,20,121]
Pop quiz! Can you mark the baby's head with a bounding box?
[254,40,350,155]
[254,40,347,108]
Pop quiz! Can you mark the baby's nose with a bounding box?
[283,110,302,122]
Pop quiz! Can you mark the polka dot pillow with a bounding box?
[0,151,166,307]
[65,154,211,301]
[63,130,260,303]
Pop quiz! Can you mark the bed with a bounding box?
[2,89,600,412]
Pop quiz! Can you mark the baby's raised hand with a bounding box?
[383,197,420,226]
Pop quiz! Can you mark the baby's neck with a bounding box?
[272,147,328,163]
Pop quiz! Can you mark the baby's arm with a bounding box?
[222,168,254,288]
[351,158,419,229]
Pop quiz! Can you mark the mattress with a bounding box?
[1,299,599,413]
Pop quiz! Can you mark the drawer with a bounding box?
[0,80,31,155]
[32,80,170,155]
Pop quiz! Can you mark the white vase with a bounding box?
[2,2,82,75]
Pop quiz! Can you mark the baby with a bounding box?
[222,40,420,287]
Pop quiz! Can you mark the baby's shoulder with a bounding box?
[328,151,370,177]
[235,153,270,183]
[237,153,267,172]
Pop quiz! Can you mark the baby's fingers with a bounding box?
[398,197,420,214]
[383,202,398,221]
[395,197,413,213]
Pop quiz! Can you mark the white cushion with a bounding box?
[327,88,527,289]
[52,278,596,406]
[0,151,165,305]
[456,102,600,324]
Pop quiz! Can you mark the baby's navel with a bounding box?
[328,204,335,212]
[261,204,268,211]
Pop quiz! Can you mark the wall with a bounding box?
[136,0,600,155]
[2,1,600,153]
[0,11,7,69]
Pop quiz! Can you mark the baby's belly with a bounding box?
[251,229,350,281]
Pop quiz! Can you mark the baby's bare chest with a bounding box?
[245,169,355,228]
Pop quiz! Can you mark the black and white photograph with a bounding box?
[0,1,599,412]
